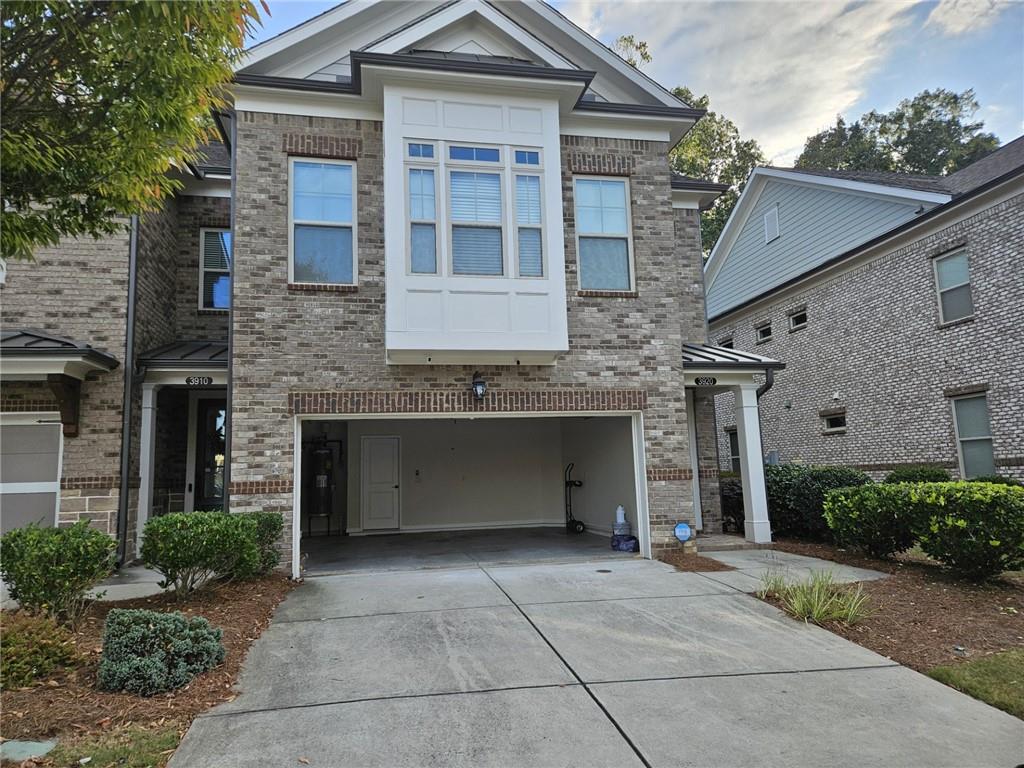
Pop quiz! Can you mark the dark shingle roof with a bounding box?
[192,141,230,175]
[0,329,119,369]
[671,172,729,193]
[682,342,784,371]
[138,340,228,369]
[780,166,953,194]
[944,135,1024,195]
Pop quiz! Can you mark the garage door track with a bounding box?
[171,559,1022,767]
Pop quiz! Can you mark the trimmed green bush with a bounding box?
[233,512,284,578]
[909,482,1024,580]
[141,512,260,595]
[0,521,116,623]
[969,474,1022,487]
[0,613,78,689]
[765,464,872,540]
[884,465,951,484]
[97,609,225,696]
[824,484,916,557]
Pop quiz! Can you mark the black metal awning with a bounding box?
[682,342,784,371]
[138,340,228,369]
[0,329,119,370]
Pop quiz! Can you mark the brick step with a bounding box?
[696,534,773,552]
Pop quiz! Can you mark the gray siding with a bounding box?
[707,180,925,318]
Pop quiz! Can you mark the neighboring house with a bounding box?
[706,137,1024,488]
[0,0,786,571]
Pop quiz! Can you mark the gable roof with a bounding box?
[784,167,954,194]
[943,135,1024,195]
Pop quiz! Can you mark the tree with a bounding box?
[612,34,652,69]
[1,1,265,261]
[671,87,766,255]
[796,89,999,175]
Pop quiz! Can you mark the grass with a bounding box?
[44,725,181,768]
[758,570,871,625]
[928,649,1024,720]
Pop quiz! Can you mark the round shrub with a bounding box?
[910,482,1024,580]
[230,512,284,579]
[97,608,225,696]
[0,521,115,623]
[766,464,873,540]
[969,474,1021,487]
[824,484,916,558]
[0,614,78,689]
[141,512,260,595]
[884,465,951,484]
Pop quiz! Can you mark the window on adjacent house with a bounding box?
[755,322,772,343]
[290,159,356,284]
[764,205,780,243]
[952,394,995,477]
[934,249,973,323]
[727,429,741,474]
[408,168,437,274]
[515,174,543,277]
[789,309,808,331]
[199,229,231,309]
[718,337,734,349]
[822,412,847,433]
[574,177,633,291]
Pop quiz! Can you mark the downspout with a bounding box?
[223,113,236,513]
[755,367,776,466]
[116,215,140,565]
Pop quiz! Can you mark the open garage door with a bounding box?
[0,415,62,533]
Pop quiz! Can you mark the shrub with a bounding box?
[757,570,870,625]
[0,614,78,688]
[765,464,872,540]
[97,608,225,696]
[884,465,951,484]
[0,521,115,623]
[909,482,1024,580]
[141,512,260,595]
[969,474,1022,487]
[719,474,744,534]
[824,484,916,558]
[230,512,284,578]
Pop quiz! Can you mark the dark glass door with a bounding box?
[194,399,226,511]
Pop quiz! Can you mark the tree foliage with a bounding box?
[611,34,652,69]
[796,89,999,175]
[670,86,766,255]
[1,1,265,260]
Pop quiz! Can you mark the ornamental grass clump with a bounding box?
[758,570,870,626]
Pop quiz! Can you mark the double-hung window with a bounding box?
[290,158,356,285]
[574,177,633,291]
[199,228,231,310]
[448,145,503,276]
[952,394,995,477]
[515,170,543,277]
[933,249,973,323]
[409,165,438,274]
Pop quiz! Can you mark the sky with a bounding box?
[250,0,1024,165]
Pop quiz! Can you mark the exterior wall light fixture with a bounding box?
[471,371,487,401]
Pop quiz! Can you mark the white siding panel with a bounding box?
[708,181,923,317]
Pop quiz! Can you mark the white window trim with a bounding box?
[932,249,973,324]
[788,309,808,332]
[512,164,546,279]
[447,142,506,278]
[288,156,358,286]
[198,227,231,312]
[573,175,636,292]
[951,393,994,478]
[755,321,773,343]
[822,414,847,434]
[405,158,440,276]
[717,337,734,349]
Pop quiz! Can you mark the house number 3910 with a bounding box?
[185,376,214,386]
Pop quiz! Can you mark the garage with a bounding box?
[296,415,647,574]
[0,414,62,534]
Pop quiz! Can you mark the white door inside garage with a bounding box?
[0,415,62,533]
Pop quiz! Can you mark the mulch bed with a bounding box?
[1,574,296,742]
[658,551,735,572]
[772,539,1024,673]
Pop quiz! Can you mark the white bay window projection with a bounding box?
[290,159,356,285]
[403,142,546,278]
[199,228,231,310]
[574,177,633,291]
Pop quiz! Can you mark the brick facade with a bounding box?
[230,113,703,567]
[712,192,1024,482]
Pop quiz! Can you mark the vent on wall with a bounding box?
[764,206,780,243]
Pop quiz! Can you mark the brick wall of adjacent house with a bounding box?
[231,112,701,568]
[1,228,132,534]
[175,196,231,340]
[711,191,1024,482]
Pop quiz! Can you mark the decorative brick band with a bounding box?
[995,456,1024,468]
[289,389,648,415]
[576,290,639,299]
[647,467,691,481]
[283,133,361,160]
[287,283,359,294]
[62,476,120,490]
[0,399,59,411]
[697,468,720,479]
[567,152,636,176]
[230,479,294,495]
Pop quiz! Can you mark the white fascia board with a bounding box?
[366,0,576,70]
[756,167,951,205]
[179,175,231,198]
[143,368,228,386]
[560,114,671,143]
[0,357,110,380]
[231,84,384,121]
[672,189,710,210]
[509,0,686,108]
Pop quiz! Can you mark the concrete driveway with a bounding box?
[171,559,1022,768]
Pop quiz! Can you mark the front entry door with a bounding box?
[192,398,226,511]
[361,436,400,530]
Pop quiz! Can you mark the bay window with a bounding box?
[289,158,356,285]
[574,177,633,291]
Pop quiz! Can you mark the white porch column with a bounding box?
[136,383,159,551]
[734,383,771,543]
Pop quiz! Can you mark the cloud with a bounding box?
[926,0,1005,35]
[557,1,926,164]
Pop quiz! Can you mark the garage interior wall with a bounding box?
[330,417,637,534]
